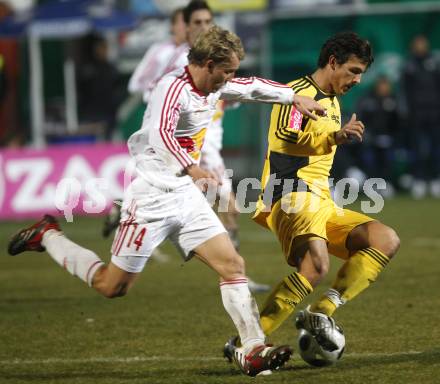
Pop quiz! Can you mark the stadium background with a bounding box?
[1,1,439,189]
[1,1,440,383]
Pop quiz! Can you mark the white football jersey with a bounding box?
[128,41,189,103]
[204,100,225,152]
[128,66,294,190]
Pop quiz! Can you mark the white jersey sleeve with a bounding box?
[145,75,196,172]
[128,41,177,102]
[218,77,294,104]
[160,43,190,79]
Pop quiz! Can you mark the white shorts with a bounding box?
[110,182,226,273]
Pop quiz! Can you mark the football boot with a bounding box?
[8,215,61,256]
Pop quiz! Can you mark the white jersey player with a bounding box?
[127,8,188,103]
[128,42,189,103]
[199,100,240,237]
[114,8,189,262]
[127,2,238,247]
[126,69,294,192]
[9,26,325,377]
[123,1,272,291]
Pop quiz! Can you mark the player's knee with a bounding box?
[102,289,127,299]
[380,226,400,258]
[367,223,400,259]
[100,283,129,299]
[359,221,400,259]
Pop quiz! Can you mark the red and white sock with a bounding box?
[42,230,104,287]
[220,277,265,353]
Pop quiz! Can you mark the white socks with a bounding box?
[325,288,347,308]
[42,230,104,287]
[220,277,265,353]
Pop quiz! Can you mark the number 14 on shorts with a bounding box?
[111,223,147,255]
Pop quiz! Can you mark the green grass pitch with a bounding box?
[1,197,440,383]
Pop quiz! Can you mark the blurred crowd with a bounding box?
[339,34,440,199]
[0,1,439,199]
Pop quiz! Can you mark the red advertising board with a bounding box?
[0,143,131,220]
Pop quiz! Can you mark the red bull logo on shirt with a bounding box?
[176,128,207,161]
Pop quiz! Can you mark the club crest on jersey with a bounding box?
[289,107,303,131]
[176,128,207,161]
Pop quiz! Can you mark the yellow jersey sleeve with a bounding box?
[269,80,339,157]
[271,105,337,156]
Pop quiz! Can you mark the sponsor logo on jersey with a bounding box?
[331,114,340,125]
[289,107,303,131]
[176,128,207,161]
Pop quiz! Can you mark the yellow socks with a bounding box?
[311,247,390,316]
[260,272,312,335]
[257,248,390,336]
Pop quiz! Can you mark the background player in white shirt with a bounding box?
[9,26,325,377]
[121,1,269,291]
[107,7,189,263]
[103,6,191,258]
[127,1,211,104]
[127,7,187,103]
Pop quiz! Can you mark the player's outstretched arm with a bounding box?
[293,95,327,121]
[219,77,294,105]
[220,78,327,120]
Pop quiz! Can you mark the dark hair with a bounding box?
[183,0,212,24]
[170,7,184,24]
[317,32,374,69]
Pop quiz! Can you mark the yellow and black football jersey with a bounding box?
[254,75,341,227]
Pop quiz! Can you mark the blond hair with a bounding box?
[188,26,245,66]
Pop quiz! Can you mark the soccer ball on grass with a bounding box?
[297,324,345,367]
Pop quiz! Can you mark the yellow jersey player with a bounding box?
[224,31,400,360]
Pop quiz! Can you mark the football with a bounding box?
[297,324,346,367]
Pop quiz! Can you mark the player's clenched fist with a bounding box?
[335,113,365,145]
